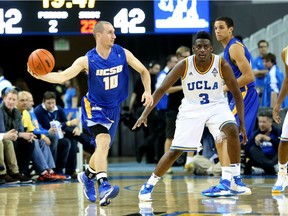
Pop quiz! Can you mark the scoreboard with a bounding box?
[0,0,210,35]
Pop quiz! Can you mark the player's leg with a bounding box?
[272,114,288,193]
[96,108,120,206]
[139,113,204,201]
[202,103,251,197]
[138,149,183,202]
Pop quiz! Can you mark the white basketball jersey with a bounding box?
[181,54,227,106]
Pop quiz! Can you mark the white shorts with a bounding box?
[171,102,236,151]
[280,113,288,141]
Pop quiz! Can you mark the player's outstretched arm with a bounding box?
[27,56,88,84]
[222,58,247,143]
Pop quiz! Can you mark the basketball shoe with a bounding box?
[139,182,154,201]
[230,176,252,195]
[201,178,231,197]
[272,171,288,193]
[77,172,96,202]
[99,180,120,206]
[139,201,154,216]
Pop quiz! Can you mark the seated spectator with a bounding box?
[24,91,72,175]
[262,53,285,108]
[34,91,93,178]
[244,111,280,175]
[17,91,66,181]
[0,87,33,183]
[0,107,26,184]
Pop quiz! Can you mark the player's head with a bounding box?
[175,46,191,61]
[93,21,116,47]
[42,91,57,112]
[192,31,213,62]
[214,16,234,41]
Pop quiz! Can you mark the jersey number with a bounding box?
[199,93,209,105]
[103,75,118,90]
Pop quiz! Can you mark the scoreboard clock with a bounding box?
[0,0,210,35]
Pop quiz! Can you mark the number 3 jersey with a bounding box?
[181,54,227,110]
[86,44,130,108]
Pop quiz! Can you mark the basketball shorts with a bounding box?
[229,87,259,140]
[170,102,236,152]
[81,95,120,147]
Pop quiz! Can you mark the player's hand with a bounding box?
[132,115,148,130]
[273,104,281,124]
[141,91,153,107]
[240,124,247,144]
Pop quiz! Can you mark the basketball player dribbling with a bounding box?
[27,21,153,206]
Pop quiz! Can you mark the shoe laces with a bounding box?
[233,176,246,187]
[142,183,154,193]
[85,178,96,193]
[219,179,231,188]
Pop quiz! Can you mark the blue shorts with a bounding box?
[228,87,259,140]
[81,95,120,147]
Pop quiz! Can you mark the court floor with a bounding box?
[0,159,287,216]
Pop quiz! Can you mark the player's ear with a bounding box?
[229,27,234,33]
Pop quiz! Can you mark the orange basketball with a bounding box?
[28,49,55,75]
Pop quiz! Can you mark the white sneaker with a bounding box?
[272,171,288,193]
[230,176,251,195]
[138,183,154,201]
[139,201,154,215]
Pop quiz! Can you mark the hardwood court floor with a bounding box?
[0,159,287,216]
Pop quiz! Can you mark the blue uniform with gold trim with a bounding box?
[81,44,130,146]
[224,38,259,140]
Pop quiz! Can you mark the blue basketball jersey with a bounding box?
[224,38,255,101]
[224,38,259,140]
[86,44,130,108]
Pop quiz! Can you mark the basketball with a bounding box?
[28,49,55,75]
